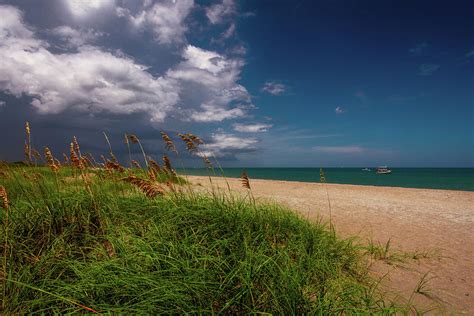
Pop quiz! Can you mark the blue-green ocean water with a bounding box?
[183,168,474,191]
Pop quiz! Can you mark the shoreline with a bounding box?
[184,173,474,193]
[188,175,474,314]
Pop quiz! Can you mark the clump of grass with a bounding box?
[363,238,442,267]
[0,123,413,314]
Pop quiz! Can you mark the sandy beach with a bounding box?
[188,175,474,314]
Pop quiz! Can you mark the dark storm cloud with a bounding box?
[0,0,266,164]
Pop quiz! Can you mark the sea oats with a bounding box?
[241,170,251,190]
[129,134,139,144]
[131,160,142,169]
[162,155,176,176]
[25,121,30,138]
[105,160,124,173]
[70,143,83,169]
[24,141,30,163]
[0,185,8,209]
[149,159,162,173]
[44,147,59,172]
[148,168,157,181]
[24,122,31,164]
[178,133,197,153]
[160,131,177,154]
[72,136,81,158]
[122,175,165,198]
[186,133,204,145]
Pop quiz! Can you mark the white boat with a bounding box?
[362,168,371,171]
[376,166,392,174]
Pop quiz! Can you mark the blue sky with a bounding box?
[0,0,473,167]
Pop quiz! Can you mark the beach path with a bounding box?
[188,175,474,314]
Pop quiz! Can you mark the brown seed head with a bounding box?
[162,155,176,176]
[148,168,156,181]
[105,160,124,173]
[178,133,197,153]
[72,136,81,157]
[129,134,139,144]
[203,156,213,169]
[25,121,30,138]
[70,143,82,169]
[24,141,30,163]
[187,133,204,145]
[44,147,59,172]
[131,160,141,169]
[122,175,165,198]
[241,170,251,190]
[160,131,177,153]
[149,159,162,173]
[0,185,8,209]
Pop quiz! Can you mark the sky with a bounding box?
[0,0,473,167]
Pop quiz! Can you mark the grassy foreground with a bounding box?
[0,164,409,314]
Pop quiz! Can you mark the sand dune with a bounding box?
[188,175,474,314]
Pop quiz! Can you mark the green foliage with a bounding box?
[1,166,406,314]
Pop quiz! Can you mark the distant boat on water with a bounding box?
[362,168,371,171]
[376,166,392,174]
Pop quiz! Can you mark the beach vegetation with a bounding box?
[0,123,422,314]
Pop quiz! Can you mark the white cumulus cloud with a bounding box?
[191,103,245,122]
[0,5,254,126]
[168,45,252,121]
[0,5,179,122]
[233,123,272,133]
[117,0,194,44]
[198,132,257,157]
[67,0,115,18]
[335,106,346,114]
[51,25,103,47]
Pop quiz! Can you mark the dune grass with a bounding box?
[0,125,416,314]
[0,164,411,314]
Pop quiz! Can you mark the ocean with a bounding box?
[183,168,474,191]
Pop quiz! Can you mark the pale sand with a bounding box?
[188,175,474,314]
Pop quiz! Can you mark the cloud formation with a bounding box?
[51,25,103,47]
[335,106,345,114]
[418,63,440,76]
[198,132,257,157]
[67,0,115,18]
[206,0,236,24]
[190,103,245,122]
[0,5,181,121]
[168,45,252,121]
[261,81,286,96]
[117,0,194,44]
[233,123,272,133]
[0,5,253,125]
